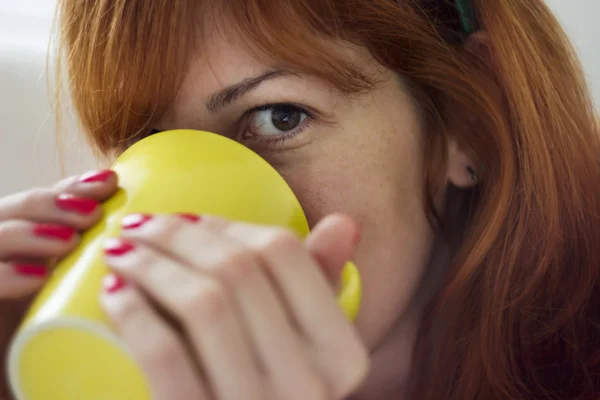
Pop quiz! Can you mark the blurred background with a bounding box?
[0,0,599,196]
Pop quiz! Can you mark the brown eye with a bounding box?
[270,105,303,131]
[247,104,308,136]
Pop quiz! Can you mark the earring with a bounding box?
[466,165,477,183]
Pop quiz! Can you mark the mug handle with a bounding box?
[337,262,362,321]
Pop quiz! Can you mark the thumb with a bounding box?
[305,213,360,285]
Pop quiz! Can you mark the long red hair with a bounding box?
[56,0,600,398]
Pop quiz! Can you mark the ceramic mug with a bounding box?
[7,129,362,400]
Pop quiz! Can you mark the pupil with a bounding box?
[271,106,301,131]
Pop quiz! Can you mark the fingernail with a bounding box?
[104,238,135,256]
[55,194,98,214]
[177,213,202,223]
[79,169,115,183]
[103,274,128,293]
[33,224,76,241]
[122,214,152,230]
[13,264,48,277]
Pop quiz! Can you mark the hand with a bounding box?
[101,213,370,400]
[0,170,118,399]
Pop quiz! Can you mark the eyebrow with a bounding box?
[205,69,295,113]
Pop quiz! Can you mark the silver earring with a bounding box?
[466,166,477,183]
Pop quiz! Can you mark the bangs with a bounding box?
[57,0,383,154]
[212,0,375,92]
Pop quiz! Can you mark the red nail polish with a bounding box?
[13,264,48,277]
[79,170,115,183]
[55,194,98,214]
[122,214,152,229]
[104,238,135,256]
[33,224,76,241]
[177,213,202,223]
[103,274,127,293]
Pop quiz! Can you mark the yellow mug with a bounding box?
[7,129,361,400]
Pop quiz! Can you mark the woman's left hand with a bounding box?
[100,213,369,400]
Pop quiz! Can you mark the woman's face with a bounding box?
[156,28,461,352]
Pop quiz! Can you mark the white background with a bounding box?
[0,0,598,196]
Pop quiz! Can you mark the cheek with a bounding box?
[279,145,435,348]
[270,78,438,348]
[282,164,356,227]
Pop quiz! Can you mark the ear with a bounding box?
[446,139,478,188]
[445,32,492,189]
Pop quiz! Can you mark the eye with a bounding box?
[245,104,309,138]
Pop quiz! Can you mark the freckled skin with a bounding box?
[157,28,473,395]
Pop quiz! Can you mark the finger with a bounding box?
[0,170,116,229]
[189,232,331,400]
[304,213,360,284]
[217,218,369,397]
[221,220,348,339]
[0,189,102,231]
[0,262,48,299]
[121,215,327,400]
[100,274,211,400]
[103,239,266,400]
[118,214,347,345]
[119,214,368,398]
[52,169,118,201]
[0,221,79,260]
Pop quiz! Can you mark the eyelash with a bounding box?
[144,103,315,149]
[240,103,315,149]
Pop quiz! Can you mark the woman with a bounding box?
[1,0,599,398]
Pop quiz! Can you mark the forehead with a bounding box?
[184,28,270,96]
[186,24,380,91]
[163,28,276,127]
[163,23,385,123]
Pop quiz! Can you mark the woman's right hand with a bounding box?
[0,169,118,398]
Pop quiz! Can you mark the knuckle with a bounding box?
[147,215,173,238]
[336,346,370,397]
[0,221,19,242]
[20,188,53,211]
[104,289,187,373]
[214,249,258,288]
[109,290,145,325]
[260,228,301,254]
[177,280,230,322]
[141,335,185,371]
[113,257,150,278]
[128,214,176,243]
[52,176,78,192]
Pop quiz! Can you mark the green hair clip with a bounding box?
[456,0,476,34]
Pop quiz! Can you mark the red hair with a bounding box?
[56,0,600,398]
